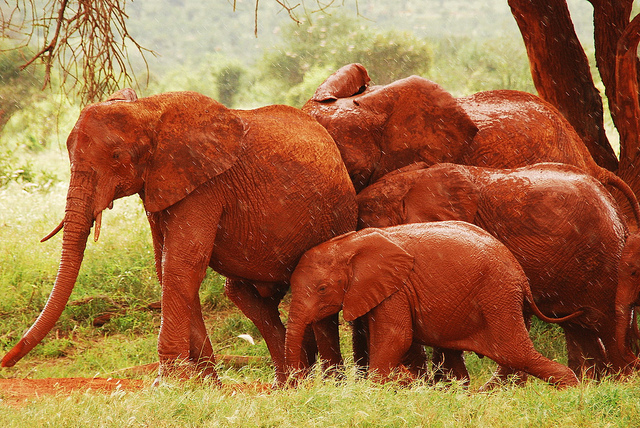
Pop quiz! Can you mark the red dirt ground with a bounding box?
[0,360,272,407]
[0,377,146,406]
[0,376,272,407]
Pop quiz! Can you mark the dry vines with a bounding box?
[3,0,357,103]
[2,0,151,104]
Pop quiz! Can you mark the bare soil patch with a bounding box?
[0,377,146,406]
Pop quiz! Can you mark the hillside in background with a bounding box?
[125,0,597,74]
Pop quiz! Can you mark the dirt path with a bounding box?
[0,377,147,406]
[0,358,272,407]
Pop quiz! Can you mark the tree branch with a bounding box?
[3,0,152,104]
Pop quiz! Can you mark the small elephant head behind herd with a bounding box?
[284,222,580,388]
[356,162,640,380]
[0,89,358,384]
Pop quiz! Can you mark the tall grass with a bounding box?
[1,370,640,426]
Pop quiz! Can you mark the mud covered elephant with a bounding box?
[285,222,580,388]
[303,63,639,225]
[357,162,639,381]
[1,89,358,384]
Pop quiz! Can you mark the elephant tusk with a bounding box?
[41,219,64,242]
[94,211,103,242]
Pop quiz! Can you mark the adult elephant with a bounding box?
[0,89,358,384]
[302,63,639,225]
[357,162,639,382]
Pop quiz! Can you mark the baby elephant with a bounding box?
[284,221,579,388]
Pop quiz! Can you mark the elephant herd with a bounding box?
[3,63,640,390]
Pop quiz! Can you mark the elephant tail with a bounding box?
[600,170,640,229]
[523,284,584,324]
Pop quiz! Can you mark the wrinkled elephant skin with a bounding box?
[303,63,640,227]
[285,222,579,388]
[357,162,638,379]
[1,89,358,384]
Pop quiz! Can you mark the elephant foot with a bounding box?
[479,368,529,392]
[431,348,470,387]
[153,358,221,387]
[368,365,417,386]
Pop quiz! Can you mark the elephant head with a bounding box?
[285,229,414,375]
[1,89,244,367]
[357,163,479,230]
[615,231,640,366]
[303,64,479,192]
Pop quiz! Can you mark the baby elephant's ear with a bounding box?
[342,229,414,322]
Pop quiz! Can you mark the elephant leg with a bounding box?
[481,312,531,389]
[313,314,343,374]
[151,203,221,382]
[157,238,218,380]
[476,327,578,389]
[367,305,414,383]
[351,316,369,374]
[481,365,529,391]
[402,343,429,379]
[188,292,219,381]
[431,348,469,386]
[563,325,608,379]
[300,324,319,369]
[224,278,288,384]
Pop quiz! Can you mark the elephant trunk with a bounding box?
[1,170,96,367]
[614,286,640,365]
[284,301,315,384]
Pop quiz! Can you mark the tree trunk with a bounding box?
[508,0,619,171]
[1,170,95,367]
[588,0,635,145]
[614,14,640,201]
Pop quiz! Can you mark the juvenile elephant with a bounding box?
[357,162,638,380]
[1,89,358,384]
[285,222,580,388]
[303,63,639,225]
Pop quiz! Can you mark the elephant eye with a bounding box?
[317,284,328,295]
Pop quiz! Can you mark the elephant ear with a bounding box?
[342,229,415,322]
[311,63,371,102]
[402,164,479,224]
[144,99,244,212]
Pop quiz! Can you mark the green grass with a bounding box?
[1,372,640,426]
[1,152,639,426]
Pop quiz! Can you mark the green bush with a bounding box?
[429,36,535,95]
[255,12,432,106]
